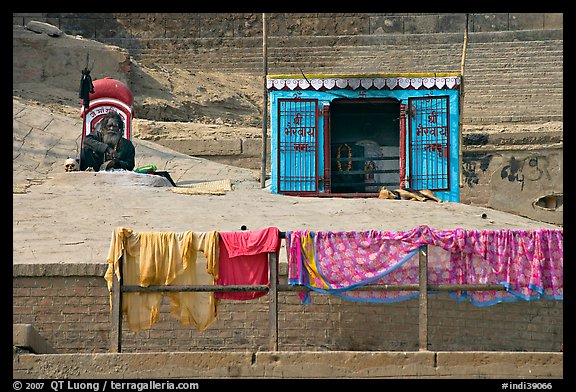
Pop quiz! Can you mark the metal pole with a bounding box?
[110,253,123,353]
[261,13,269,188]
[418,245,429,351]
[458,13,469,188]
[122,285,269,292]
[268,251,279,351]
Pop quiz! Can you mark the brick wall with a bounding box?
[13,271,563,354]
[13,276,110,353]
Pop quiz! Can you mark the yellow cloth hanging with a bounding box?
[104,227,220,332]
[301,231,329,290]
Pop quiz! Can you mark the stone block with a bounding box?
[241,138,270,156]
[403,15,439,34]
[438,14,467,33]
[369,16,404,34]
[510,13,545,30]
[435,352,563,378]
[13,324,57,354]
[544,13,563,29]
[198,13,236,38]
[473,13,510,32]
[165,16,200,39]
[25,21,63,37]
[156,138,241,156]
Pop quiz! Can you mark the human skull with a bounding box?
[64,158,78,172]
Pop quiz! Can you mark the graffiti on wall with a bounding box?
[463,154,551,191]
[500,155,551,191]
[462,154,493,187]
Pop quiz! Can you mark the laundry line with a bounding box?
[108,241,501,354]
[118,228,505,295]
[107,225,561,353]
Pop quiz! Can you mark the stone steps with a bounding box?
[463,114,563,125]
[464,92,563,100]
[129,29,563,126]
[138,48,561,67]
[139,55,562,80]
[137,37,561,55]
[106,28,562,50]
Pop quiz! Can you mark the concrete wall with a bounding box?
[12,13,563,40]
[461,135,563,225]
[13,264,563,355]
[154,137,270,172]
[13,351,563,379]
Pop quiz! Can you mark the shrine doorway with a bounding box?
[328,98,401,194]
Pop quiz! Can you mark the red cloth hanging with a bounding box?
[215,227,280,300]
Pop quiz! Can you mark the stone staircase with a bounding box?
[462,34,563,126]
[13,14,562,131]
[132,29,562,128]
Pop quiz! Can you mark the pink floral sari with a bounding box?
[286,225,563,305]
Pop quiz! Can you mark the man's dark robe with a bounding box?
[80,131,135,172]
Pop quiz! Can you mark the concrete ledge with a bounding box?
[435,351,563,378]
[463,129,563,147]
[13,262,107,277]
[13,351,562,379]
[13,324,57,354]
[156,139,242,156]
[255,351,436,378]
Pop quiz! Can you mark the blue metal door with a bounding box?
[408,96,450,191]
[277,98,319,193]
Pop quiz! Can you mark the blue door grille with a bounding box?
[408,96,450,191]
[277,99,319,193]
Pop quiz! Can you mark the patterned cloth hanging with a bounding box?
[286,225,563,306]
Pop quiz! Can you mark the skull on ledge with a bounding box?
[64,158,79,172]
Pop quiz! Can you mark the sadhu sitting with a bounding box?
[80,111,135,172]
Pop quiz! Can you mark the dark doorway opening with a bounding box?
[329,98,401,193]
